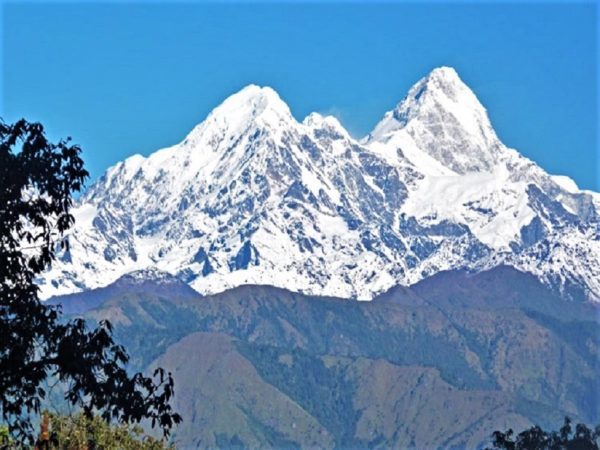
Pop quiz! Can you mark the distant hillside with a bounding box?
[52,266,600,449]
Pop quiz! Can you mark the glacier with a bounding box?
[37,66,600,302]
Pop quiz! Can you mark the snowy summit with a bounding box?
[38,67,600,302]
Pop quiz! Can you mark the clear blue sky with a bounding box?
[1,1,598,190]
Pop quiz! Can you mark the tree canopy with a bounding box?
[0,119,181,443]
[488,417,600,450]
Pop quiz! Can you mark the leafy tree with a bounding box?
[488,417,600,450]
[0,424,12,448]
[0,119,182,443]
[37,411,174,450]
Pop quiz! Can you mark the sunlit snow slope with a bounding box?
[38,67,600,301]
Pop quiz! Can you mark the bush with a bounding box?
[2,411,175,449]
[488,416,600,450]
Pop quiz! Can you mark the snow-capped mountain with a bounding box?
[38,67,600,302]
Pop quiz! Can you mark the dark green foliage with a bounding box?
[488,417,600,450]
[0,119,181,443]
[214,433,246,450]
[236,343,360,447]
[524,310,600,364]
[55,271,600,448]
[43,411,173,449]
[238,405,301,450]
[523,310,600,419]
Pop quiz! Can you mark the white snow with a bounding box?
[72,203,98,229]
[36,69,600,303]
[551,175,579,193]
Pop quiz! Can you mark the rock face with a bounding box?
[38,67,600,301]
[57,266,600,449]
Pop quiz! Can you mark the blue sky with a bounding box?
[1,1,598,190]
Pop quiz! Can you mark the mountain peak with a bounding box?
[369,66,502,173]
[181,84,293,148]
[38,69,599,304]
[411,66,479,110]
[424,66,462,85]
[372,66,486,134]
[213,84,292,119]
[303,112,349,138]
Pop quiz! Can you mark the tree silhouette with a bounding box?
[488,417,600,450]
[0,119,181,443]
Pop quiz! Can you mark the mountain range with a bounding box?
[40,67,600,449]
[50,266,600,449]
[37,66,600,303]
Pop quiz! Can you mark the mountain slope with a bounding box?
[55,267,599,449]
[37,68,599,301]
